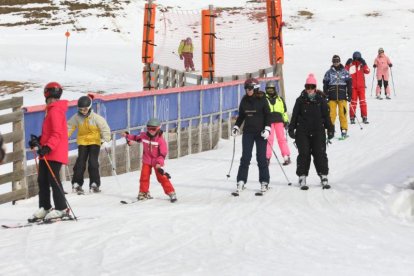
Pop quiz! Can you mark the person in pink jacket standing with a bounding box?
[373,47,393,100]
[122,118,177,203]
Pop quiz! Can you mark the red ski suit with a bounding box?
[345,60,370,118]
[39,100,69,164]
[125,131,174,194]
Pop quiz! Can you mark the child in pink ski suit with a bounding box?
[122,118,177,202]
[373,47,393,99]
[264,81,291,166]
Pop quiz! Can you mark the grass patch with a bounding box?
[0,81,34,95]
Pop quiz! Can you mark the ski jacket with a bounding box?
[235,92,271,134]
[39,100,69,164]
[323,65,352,101]
[68,111,111,146]
[125,131,167,167]
[265,94,289,123]
[374,54,392,80]
[178,41,193,54]
[345,60,370,89]
[289,90,334,135]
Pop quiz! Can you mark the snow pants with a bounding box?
[266,122,290,160]
[72,144,101,187]
[328,100,348,131]
[295,131,329,177]
[139,163,175,194]
[376,76,390,97]
[182,52,194,71]
[349,87,367,118]
[236,132,270,184]
[38,160,67,211]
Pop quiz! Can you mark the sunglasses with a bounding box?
[147,126,159,131]
[305,84,316,90]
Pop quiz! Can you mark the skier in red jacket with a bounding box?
[345,51,371,124]
[28,82,70,222]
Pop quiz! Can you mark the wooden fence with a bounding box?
[0,97,27,204]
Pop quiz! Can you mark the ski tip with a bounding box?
[288,182,292,186]
[231,192,239,196]
[255,192,264,196]
[120,200,128,204]
[300,186,309,190]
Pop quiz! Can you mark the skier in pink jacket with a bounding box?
[122,118,177,202]
[373,47,393,100]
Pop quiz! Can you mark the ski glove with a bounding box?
[327,131,334,140]
[231,126,240,137]
[373,64,377,68]
[179,55,183,60]
[389,63,393,67]
[28,134,41,149]
[345,58,352,66]
[37,145,51,157]
[288,129,295,139]
[261,126,271,140]
[360,58,367,66]
[157,168,171,179]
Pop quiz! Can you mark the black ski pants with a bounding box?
[72,144,101,187]
[237,132,270,184]
[295,130,329,177]
[38,160,67,211]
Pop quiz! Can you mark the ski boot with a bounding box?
[232,181,245,196]
[44,209,70,222]
[28,207,50,223]
[376,95,383,100]
[299,175,308,190]
[362,117,369,124]
[340,130,348,140]
[260,182,269,193]
[350,118,355,124]
[282,156,291,166]
[168,192,177,203]
[137,192,153,201]
[386,96,391,100]
[90,183,101,193]
[72,183,84,195]
[320,175,331,189]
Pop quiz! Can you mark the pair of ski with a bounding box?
[231,187,270,197]
[299,183,331,190]
[120,196,177,204]
[2,216,76,229]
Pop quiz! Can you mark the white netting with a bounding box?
[153,4,270,76]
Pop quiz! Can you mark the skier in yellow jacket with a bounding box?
[178,37,195,72]
[68,95,111,194]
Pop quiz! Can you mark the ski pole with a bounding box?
[390,67,396,96]
[370,67,376,97]
[267,140,292,186]
[349,103,363,130]
[43,156,78,221]
[31,149,39,173]
[104,146,123,192]
[226,137,236,179]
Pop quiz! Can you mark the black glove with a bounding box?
[288,129,295,139]
[37,145,51,157]
[157,167,171,179]
[327,131,334,140]
[345,58,352,66]
[360,58,366,66]
[373,64,377,68]
[347,96,351,102]
[29,134,41,149]
[389,63,393,67]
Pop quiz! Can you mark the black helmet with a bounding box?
[77,96,92,116]
[352,51,361,60]
[244,78,260,93]
[78,96,92,108]
[265,81,277,94]
[44,82,63,100]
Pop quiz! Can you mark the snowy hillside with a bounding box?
[1,0,414,275]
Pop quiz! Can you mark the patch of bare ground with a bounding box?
[0,81,37,95]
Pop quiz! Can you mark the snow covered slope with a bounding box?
[1,0,414,275]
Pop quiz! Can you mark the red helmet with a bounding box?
[44,82,63,100]
[244,78,260,92]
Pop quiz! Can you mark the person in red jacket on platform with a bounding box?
[345,51,371,124]
[28,82,70,222]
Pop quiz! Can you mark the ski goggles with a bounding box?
[305,84,316,90]
[244,83,260,90]
[147,126,159,132]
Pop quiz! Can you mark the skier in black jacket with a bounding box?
[288,74,334,189]
[232,78,271,194]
